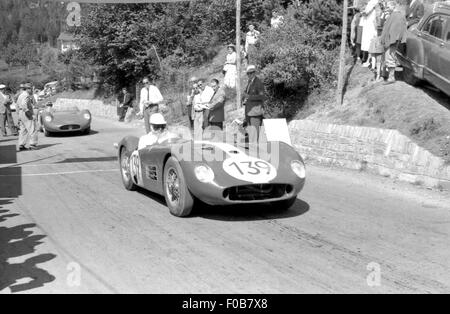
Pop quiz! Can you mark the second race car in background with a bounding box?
[38,106,91,136]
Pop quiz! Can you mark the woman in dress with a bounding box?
[361,0,380,68]
[223,44,237,89]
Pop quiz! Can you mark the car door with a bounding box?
[437,15,450,96]
[420,14,447,90]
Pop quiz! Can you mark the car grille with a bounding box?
[60,125,80,130]
[223,184,293,201]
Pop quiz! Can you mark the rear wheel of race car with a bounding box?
[271,197,297,211]
[163,157,194,217]
[120,147,137,191]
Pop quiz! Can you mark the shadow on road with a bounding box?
[0,142,57,293]
[46,130,99,138]
[0,199,56,293]
[195,198,310,222]
[56,156,117,164]
[0,145,22,198]
[136,185,310,221]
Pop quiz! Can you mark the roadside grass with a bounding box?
[299,65,450,161]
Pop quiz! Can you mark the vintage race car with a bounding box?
[38,106,91,136]
[117,135,306,217]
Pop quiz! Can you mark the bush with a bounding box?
[255,2,340,119]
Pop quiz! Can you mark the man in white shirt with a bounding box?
[245,24,260,65]
[139,77,164,133]
[271,11,284,29]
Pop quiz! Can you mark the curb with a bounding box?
[289,120,450,190]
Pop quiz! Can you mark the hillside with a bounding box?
[298,66,450,162]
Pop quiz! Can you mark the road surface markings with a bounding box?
[0,169,117,177]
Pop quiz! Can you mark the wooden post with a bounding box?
[235,0,242,110]
[336,0,349,105]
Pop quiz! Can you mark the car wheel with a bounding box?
[163,157,194,217]
[271,197,297,211]
[83,127,91,135]
[402,66,420,86]
[119,147,137,191]
[44,128,51,137]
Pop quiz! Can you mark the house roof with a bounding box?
[57,32,77,42]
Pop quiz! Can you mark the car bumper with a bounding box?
[44,123,90,133]
[188,177,306,206]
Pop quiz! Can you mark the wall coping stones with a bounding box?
[290,120,450,190]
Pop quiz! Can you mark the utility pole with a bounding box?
[336,0,348,105]
[235,0,242,110]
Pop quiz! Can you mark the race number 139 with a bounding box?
[229,161,272,176]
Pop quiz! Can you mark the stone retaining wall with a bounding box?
[55,98,118,120]
[289,120,450,190]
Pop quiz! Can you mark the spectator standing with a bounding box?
[361,0,380,68]
[192,83,206,140]
[205,79,226,131]
[186,77,198,129]
[223,44,238,89]
[0,84,18,137]
[139,77,164,134]
[117,87,133,122]
[17,83,38,151]
[351,7,363,63]
[270,10,284,29]
[242,65,265,141]
[245,25,260,65]
[406,0,424,28]
[381,0,407,83]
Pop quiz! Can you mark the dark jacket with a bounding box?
[118,92,133,107]
[243,76,265,117]
[406,0,424,27]
[381,10,407,48]
[207,87,226,123]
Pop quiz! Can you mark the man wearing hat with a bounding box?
[242,65,265,141]
[0,84,18,137]
[17,83,38,150]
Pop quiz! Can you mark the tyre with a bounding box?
[402,66,420,86]
[163,157,194,217]
[83,126,91,135]
[271,197,297,211]
[44,128,51,137]
[119,147,137,191]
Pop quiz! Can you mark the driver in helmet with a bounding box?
[138,113,177,149]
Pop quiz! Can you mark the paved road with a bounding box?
[0,117,449,294]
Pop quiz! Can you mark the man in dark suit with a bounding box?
[242,65,265,140]
[117,87,133,122]
[406,0,424,28]
[206,79,226,130]
[0,84,18,137]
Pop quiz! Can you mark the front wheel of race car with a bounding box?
[272,197,297,211]
[120,147,137,191]
[163,157,194,217]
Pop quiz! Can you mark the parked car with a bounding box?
[397,2,450,96]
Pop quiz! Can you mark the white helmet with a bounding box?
[149,113,167,125]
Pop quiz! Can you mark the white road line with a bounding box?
[0,169,118,177]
